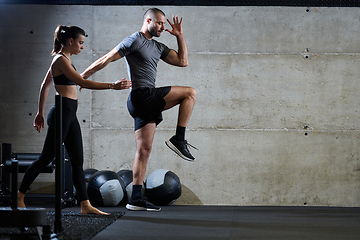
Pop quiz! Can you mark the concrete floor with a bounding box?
[90,205,360,240]
[2,203,359,239]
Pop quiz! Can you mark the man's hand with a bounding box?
[163,14,188,67]
[165,15,183,37]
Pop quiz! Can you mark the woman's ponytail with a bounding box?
[51,25,86,55]
[52,25,65,55]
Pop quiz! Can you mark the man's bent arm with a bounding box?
[164,32,188,67]
[164,16,189,67]
[176,32,189,67]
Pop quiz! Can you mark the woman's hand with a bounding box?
[113,78,132,90]
[34,113,45,133]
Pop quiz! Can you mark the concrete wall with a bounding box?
[1,5,359,206]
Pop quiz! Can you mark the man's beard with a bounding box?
[149,27,160,37]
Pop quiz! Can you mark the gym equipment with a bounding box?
[0,159,50,240]
[0,143,11,205]
[87,170,125,206]
[0,95,69,237]
[54,95,63,233]
[84,168,98,182]
[116,169,133,204]
[145,169,182,206]
[5,153,53,173]
[0,143,75,207]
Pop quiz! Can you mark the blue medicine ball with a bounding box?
[145,169,181,206]
[87,170,125,206]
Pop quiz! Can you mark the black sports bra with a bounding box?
[52,52,76,86]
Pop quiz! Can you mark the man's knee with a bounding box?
[188,87,197,102]
[137,144,152,159]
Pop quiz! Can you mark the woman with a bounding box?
[17,25,131,214]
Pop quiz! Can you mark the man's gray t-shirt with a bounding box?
[116,31,171,90]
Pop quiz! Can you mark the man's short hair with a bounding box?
[143,8,166,21]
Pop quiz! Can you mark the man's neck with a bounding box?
[140,28,153,40]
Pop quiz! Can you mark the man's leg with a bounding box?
[126,122,161,211]
[163,86,197,127]
[133,122,156,186]
[163,86,197,161]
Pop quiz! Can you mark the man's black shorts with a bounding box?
[127,86,171,131]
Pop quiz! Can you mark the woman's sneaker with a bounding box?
[126,198,161,211]
[165,136,197,161]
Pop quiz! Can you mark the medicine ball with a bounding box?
[87,170,125,206]
[116,169,133,203]
[145,169,181,206]
[84,168,98,182]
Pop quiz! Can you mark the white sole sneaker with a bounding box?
[126,203,161,212]
[165,140,194,161]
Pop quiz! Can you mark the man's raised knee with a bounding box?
[189,87,197,102]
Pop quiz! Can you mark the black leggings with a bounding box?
[19,97,88,202]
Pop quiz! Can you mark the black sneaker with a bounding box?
[126,198,161,211]
[165,136,197,161]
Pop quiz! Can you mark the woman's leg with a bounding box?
[64,115,108,215]
[18,108,57,207]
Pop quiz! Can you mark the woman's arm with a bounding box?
[34,68,53,133]
[55,56,130,90]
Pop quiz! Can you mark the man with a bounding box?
[82,8,196,211]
